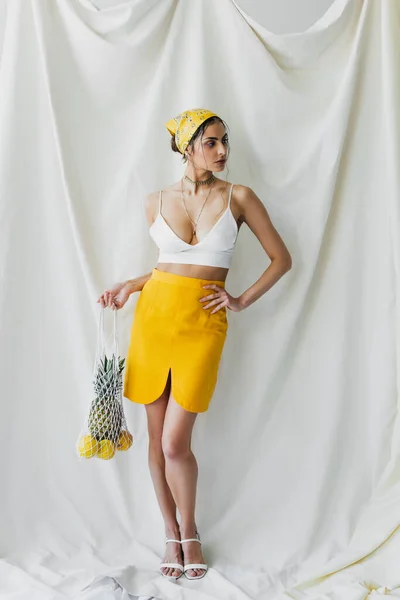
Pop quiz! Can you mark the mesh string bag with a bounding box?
[76,307,133,460]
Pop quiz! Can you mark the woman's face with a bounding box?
[187,121,229,171]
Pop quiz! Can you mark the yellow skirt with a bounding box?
[123,268,229,413]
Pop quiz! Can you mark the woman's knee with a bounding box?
[161,434,191,460]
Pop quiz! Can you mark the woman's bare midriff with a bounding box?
[156,263,229,283]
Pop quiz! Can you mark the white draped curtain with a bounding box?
[1,0,400,598]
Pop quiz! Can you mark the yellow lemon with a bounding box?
[97,439,116,460]
[78,434,99,458]
[117,430,133,451]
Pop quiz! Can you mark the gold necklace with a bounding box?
[180,177,215,243]
[184,173,215,186]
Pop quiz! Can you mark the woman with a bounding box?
[97,108,292,581]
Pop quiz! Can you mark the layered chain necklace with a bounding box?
[180,174,216,244]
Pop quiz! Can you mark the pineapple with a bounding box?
[88,354,126,442]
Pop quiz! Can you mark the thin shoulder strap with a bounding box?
[158,190,162,216]
[228,183,234,206]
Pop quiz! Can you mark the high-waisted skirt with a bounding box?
[123,267,229,413]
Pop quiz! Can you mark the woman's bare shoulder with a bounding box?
[144,185,172,221]
[143,190,160,227]
[145,183,176,203]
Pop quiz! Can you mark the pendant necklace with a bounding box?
[180,176,216,244]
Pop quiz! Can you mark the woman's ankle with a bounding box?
[179,523,198,538]
[165,523,181,539]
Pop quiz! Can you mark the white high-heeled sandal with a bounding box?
[159,538,184,580]
[181,531,208,580]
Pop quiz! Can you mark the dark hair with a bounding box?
[170,116,230,164]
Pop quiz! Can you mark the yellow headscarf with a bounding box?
[165,108,220,154]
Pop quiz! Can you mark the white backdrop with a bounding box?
[237,0,335,34]
[1,0,400,599]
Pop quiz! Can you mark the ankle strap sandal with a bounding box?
[180,532,208,580]
[159,538,184,580]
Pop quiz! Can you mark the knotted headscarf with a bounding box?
[165,108,220,154]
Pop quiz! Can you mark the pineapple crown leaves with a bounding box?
[102,354,125,374]
[93,353,126,399]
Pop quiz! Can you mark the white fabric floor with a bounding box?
[1,0,400,598]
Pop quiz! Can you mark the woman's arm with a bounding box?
[98,194,159,308]
[125,272,153,293]
[97,271,153,309]
[236,185,292,310]
[123,193,159,293]
[201,186,292,314]
[125,193,160,294]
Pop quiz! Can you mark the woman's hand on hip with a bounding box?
[97,281,133,310]
[200,284,245,314]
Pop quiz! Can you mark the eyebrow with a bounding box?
[204,135,228,141]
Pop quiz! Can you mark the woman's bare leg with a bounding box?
[162,394,206,578]
[144,371,183,577]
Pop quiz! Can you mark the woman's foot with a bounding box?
[180,526,207,579]
[160,527,183,578]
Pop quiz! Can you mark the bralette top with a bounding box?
[149,183,238,268]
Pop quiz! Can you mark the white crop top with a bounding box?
[149,183,238,268]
